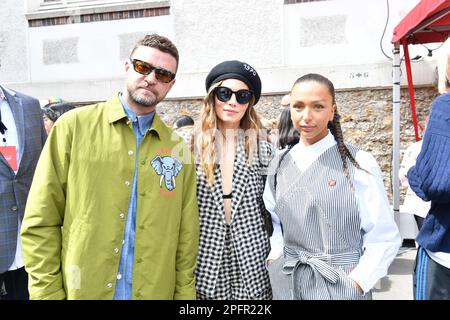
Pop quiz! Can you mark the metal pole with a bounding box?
[402,40,420,142]
[392,43,401,229]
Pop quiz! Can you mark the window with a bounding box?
[285,0,328,4]
[26,0,170,27]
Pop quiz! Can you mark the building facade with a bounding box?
[1,0,438,100]
[0,1,444,224]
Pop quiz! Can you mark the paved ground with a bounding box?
[372,246,417,300]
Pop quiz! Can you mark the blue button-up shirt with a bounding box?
[113,94,154,300]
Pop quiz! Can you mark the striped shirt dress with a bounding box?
[267,144,372,300]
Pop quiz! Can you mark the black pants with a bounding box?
[0,267,29,300]
[413,247,450,300]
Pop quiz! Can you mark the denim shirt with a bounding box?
[114,94,154,300]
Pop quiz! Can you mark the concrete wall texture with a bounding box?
[172,0,283,73]
[0,0,30,83]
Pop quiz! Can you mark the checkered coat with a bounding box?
[0,86,46,273]
[195,135,273,298]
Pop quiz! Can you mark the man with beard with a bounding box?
[20,34,199,300]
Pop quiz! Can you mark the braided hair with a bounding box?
[328,109,369,189]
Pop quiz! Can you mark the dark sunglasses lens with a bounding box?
[216,87,232,102]
[133,60,151,75]
[154,69,173,83]
[235,90,252,104]
[132,60,174,83]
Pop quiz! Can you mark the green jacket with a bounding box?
[21,95,199,300]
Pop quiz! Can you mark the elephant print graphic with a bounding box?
[151,156,183,191]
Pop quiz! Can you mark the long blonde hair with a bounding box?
[194,81,261,185]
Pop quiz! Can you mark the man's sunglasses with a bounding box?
[214,86,253,105]
[130,58,176,83]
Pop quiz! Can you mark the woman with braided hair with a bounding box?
[263,73,401,300]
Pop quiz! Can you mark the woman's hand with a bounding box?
[350,280,364,294]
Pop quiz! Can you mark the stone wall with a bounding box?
[156,86,439,201]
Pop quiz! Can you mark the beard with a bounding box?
[127,85,160,108]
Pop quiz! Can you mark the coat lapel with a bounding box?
[211,166,225,217]
[0,144,8,168]
[231,132,249,215]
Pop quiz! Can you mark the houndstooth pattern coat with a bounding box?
[195,134,273,299]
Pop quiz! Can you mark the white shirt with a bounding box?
[0,89,24,271]
[398,140,430,218]
[0,93,20,169]
[263,132,401,293]
[397,140,450,268]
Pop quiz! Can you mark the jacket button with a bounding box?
[106,283,113,288]
[11,206,18,211]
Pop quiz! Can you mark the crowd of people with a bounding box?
[0,33,449,301]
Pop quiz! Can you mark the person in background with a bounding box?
[398,117,430,232]
[408,91,450,300]
[269,94,298,152]
[173,114,194,129]
[41,98,76,134]
[275,107,299,153]
[173,114,194,144]
[259,117,277,153]
[193,60,273,299]
[263,73,401,300]
[0,84,46,300]
[280,94,290,107]
[20,34,199,300]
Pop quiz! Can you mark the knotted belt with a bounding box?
[282,246,360,299]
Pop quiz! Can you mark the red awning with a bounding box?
[392,0,450,44]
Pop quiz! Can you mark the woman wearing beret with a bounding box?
[192,60,273,299]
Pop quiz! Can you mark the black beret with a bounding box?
[205,60,262,105]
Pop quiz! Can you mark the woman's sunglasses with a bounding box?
[130,58,176,83]
[214,86,253,105]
